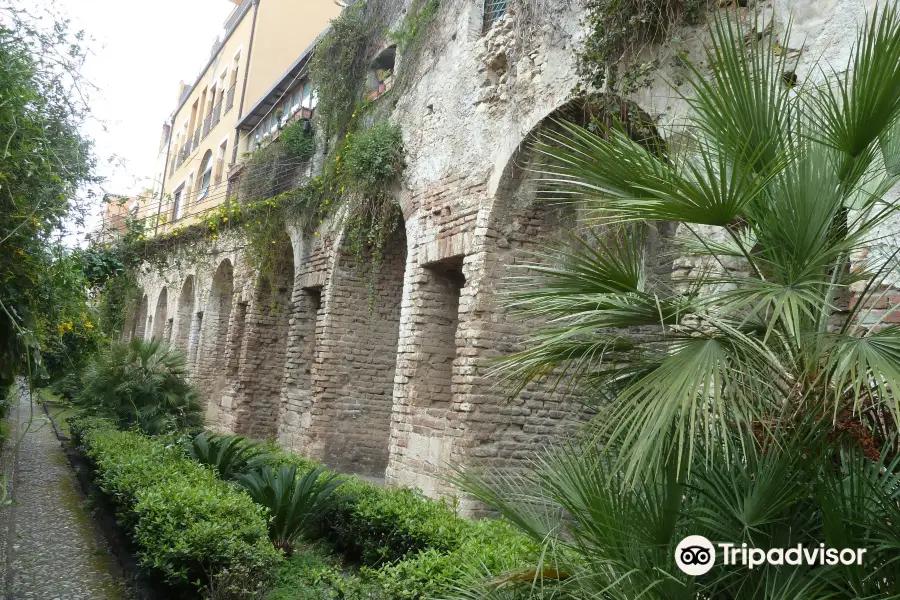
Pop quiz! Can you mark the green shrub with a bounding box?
[237,465,345,556]
[324,477,467,566]
[268,544,383,600]
[75,421,280,595]
[370,519,537,600]
[78,338,202,435]
[188,432,275,481]
[278,120,315,161]
[135,473,279,589]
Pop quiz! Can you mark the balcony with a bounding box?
[225,84,236,112]
[212,101,223,128]
[202,114,212,139]
[193,127,201,149]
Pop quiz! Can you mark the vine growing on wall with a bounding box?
[309,3,379,139]
[577,0,711,93]
[390,0,440,54]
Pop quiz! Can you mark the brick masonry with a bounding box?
[132,0,878,510]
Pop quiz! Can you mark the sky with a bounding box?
[51,0,237,243]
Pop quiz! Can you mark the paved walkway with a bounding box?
[0,385,127,599]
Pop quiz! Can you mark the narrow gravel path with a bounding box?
[0,385,127,600]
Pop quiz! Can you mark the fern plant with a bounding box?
[236,466,345,556]
[188,432,274,480]
[78,338,202,435]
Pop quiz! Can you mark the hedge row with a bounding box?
[261,444,538,599]
[70,417,281,595]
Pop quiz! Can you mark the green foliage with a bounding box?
[77,338,202,435]
[81,217,145,339]
[0,4,96,390]
[237,465,345,556]
[337,120,405,277]
[501,6,900,478]
[279,119,316,162]
[455,8,900,600]
[75,420,281,596]
[390,0,440,54]
[136,475,280,593]
[267,544,383,600]
[34,246,104,385]
[577,0,708,93]
[324,477,467,566]
[189,432,276,481]
[340,120,405,198]
[309,3,377,138]
[452,426,900,599]
[186,438,536,600]
[370,519,536,600]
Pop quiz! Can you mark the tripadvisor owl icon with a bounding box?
[675,535,716,576]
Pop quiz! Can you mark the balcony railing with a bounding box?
[225,84,236,112]
[212,101,223,128]
[202,114,212,139]
[193,127,201,149]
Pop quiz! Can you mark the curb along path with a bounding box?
[0,385,126,599]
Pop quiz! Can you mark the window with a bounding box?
[482,0,508,32]
[291,88,302,113]
[172,186,184,221]
[367,46,396,100]
[214,140,227,185]
[198,150,213,201]
[301,81,316,110]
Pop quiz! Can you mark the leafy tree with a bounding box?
[0,2,96,394]
[456,7,900,599]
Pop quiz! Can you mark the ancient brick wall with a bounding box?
[132,0,875,510]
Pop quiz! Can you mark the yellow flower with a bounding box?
[15,249,24,256]
[84,321,94,329]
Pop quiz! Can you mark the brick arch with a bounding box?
[151,287,168,342]
[386,96,663,502]
[231,228,296,438]
[196,259,235,422]
[173,275,195,352]
[488,94,665,199]
[300,214,407,477]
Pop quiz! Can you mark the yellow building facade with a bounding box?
[150,0,340,236]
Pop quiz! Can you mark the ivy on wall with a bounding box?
[308,3,377,140]
[577,0,710,93]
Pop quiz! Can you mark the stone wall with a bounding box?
[133,0,875,509]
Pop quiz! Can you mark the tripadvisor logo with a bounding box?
[675,535,716,576]
[675,536,867,575]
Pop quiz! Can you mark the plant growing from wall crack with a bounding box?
[577,0,710,93]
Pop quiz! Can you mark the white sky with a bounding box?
[53,0,236,242]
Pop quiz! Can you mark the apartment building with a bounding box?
[151,0,340,235]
